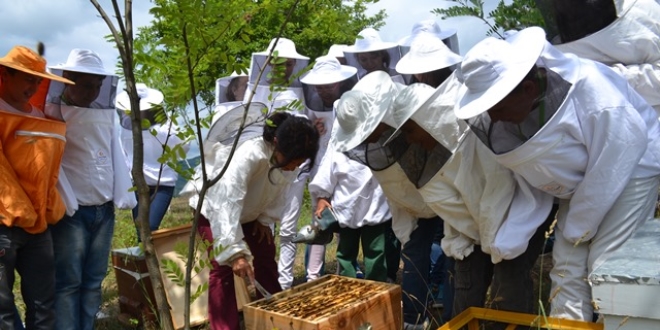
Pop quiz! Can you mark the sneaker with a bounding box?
[356,270,365,279]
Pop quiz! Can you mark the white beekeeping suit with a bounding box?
[45,50,136,212]
[555,0,660,116]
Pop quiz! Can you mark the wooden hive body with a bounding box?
[244,274,402,330]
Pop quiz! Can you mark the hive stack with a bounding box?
[244,275,402,330]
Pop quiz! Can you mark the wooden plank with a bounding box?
[244,275,401,330]
[152,225,209,329]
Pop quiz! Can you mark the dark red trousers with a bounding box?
[197,216,281,330]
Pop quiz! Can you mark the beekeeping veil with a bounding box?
[246,38,309,113]
[115,83,166,131]
[45,48,118,117]
[215,71,249,105]
[332,71,408,171]
[385,77,469,188]
[343,28,405,84]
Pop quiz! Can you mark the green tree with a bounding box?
[433,0,548,38]
[134,0,386,108]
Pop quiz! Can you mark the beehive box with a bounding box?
[244,274,402,330]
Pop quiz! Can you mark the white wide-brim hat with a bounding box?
[397,20,458,47]
[326,44,348,59]
[50,48,115,76]
[384,83,441,145]
[454,26,546,119]
[343,28,398,53]
[255,38,309,60]
[300,55,357,85]
[115,83,165,111]
[207,102,267,144]
[333,71,401,152]
[396,34,463,74]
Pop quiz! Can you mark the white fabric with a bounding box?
[277,176,306,289]
[454,27,547,119]
[120,122,188,187]
[115,83,165,112]
[45,104,135,209]
[326,44,348,59]
[49,49,115,76]
[555,0,660,116]
[402,75,552,263]
[492,44,660,244]
[308,151,390,229]
[254,38,309,60]
[344,28,398,53]
[397,19,457,47]
[188,138,296,265]
[333,71,401,152]
[300,56,357,85]
[245,84,305,113]
[371,164,436,245]
[0,99,44,118]
[550,176,659,320]
[396,34,462,75]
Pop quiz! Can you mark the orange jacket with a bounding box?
[0,110,66,233]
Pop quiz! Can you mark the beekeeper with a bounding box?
[387,81,555,324]
[214,71,249,116]
[44,48,136,330]
[343,28,405,84]
[333,71,441,330]
[245,37,309,112]
[554,0,660,117]
[454,26,660,321]
[277,55,357,288]
[184,107,319,330]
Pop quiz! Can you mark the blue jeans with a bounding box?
[401,216,441,324]
[51,202,115,330]
[0,226,55,330]
[132,185,175,240]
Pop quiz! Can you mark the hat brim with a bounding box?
[397,28,458,47]
[395,51,462,75]
[343,41,398,53]
[454,27,546,120]
[216,73,248,88]
[115,88,165,112]
[207,102,267,143]
[384,84,442,145]
[0,61,74,85]
[254,51,309,61]
[333,72,400,152]
[300,66,357,85]
[49,64,115,77]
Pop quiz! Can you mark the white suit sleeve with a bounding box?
[112,123,138,209]
[562,106,648,243]
[307,150,337,200]
[389,202,417,246]
[490,173,555,263]
[611,62,660,107]
[204,145,261,265]
[56,166,78,216]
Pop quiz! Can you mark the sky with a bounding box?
[0,0,502,158]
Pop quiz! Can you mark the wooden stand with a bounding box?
[243,275,402,330]
[112,224,251,329]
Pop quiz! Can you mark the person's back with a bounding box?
[554,0,660,115]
